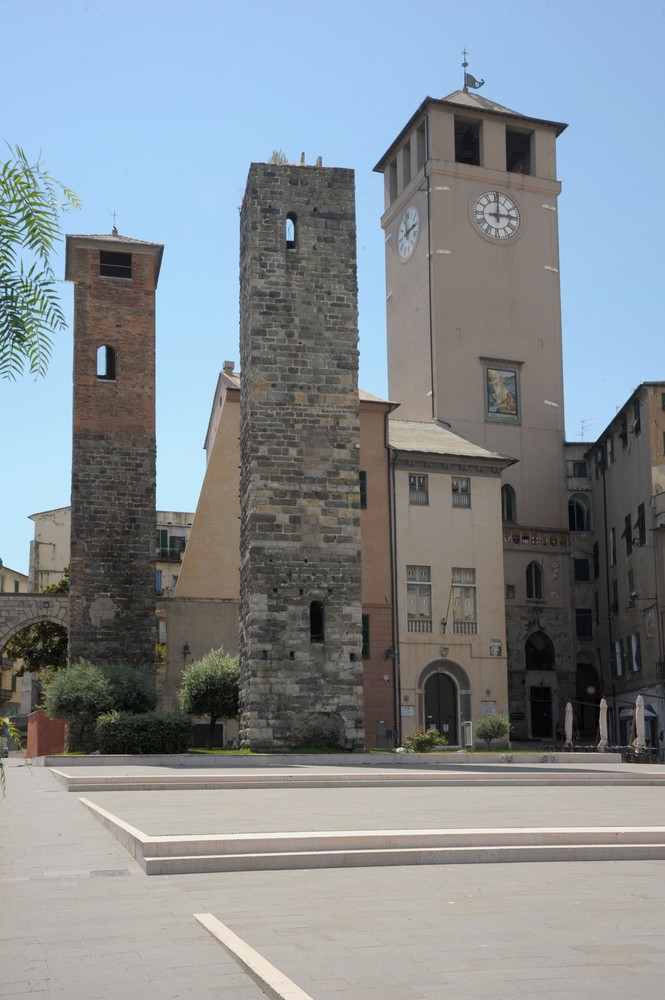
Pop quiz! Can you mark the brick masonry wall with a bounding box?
[68,242,158,666]
[238,163,364,749]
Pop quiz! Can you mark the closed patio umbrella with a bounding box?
[633,694,647,752]
[597,697,609,752]
[565,701,574,749]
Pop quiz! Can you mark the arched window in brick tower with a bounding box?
[286,212,297,249]
[96,344,116,381]
[310,600,324,643]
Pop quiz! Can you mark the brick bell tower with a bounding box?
[238,162,365,750]
[65,233,163,665]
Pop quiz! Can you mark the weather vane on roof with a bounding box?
[111,211,119,236]
[462,49,484,92]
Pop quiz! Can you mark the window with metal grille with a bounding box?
[451,477,470,508]
[408,474,428,505]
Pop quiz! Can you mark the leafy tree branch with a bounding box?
[0,144,80,379]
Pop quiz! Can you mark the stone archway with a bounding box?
[417,659,471,747]
[0,594,69,651]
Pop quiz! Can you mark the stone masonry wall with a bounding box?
[238,163,364,749]
[68,242,158,666]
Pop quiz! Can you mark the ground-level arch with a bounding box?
[416,658,472,747]
[0,594,69,651]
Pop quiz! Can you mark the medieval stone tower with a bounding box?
[65,234,163,665]
[238,162,365,750]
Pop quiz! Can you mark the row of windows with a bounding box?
[406,566,477,635]
[568,498,647,557]
[407,474,471,507]
[593,399,643,476]
[360,472,474,509]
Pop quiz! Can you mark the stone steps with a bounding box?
[53,768,665,792]
[79,797,665,876]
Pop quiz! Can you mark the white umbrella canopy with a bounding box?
[597,697,609,752]
[633,694,647,752]
[565,701,574,747]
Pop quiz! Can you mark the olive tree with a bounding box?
[179,649,239,749]
[475,714,511,750]
[43,660,113,752]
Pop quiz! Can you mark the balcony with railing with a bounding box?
[453,620,478,635]
[407,618,433,633]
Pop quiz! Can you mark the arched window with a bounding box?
[525,630,555,670]
[526,561,543,600]
[286,212,297,249]
[96,344,116,380]
[309,600,324,643]
[568,494,591,532]
[501,484,516,522]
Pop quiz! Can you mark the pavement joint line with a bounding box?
[194,912,315,1000]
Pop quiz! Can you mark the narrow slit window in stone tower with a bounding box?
[309,600,324,643]
[286,213,297,249]
[96,344,116,381]
[100,250,132,278]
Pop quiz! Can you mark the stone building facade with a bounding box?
[65,234,163,665]
[238,163,364,749]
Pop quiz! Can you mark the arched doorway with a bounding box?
[417,660,471,747]
[424,673,458,744]
[526,631,555,739]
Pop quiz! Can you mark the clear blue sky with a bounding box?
[2,0,663,576]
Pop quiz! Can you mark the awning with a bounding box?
[619,703,658,720]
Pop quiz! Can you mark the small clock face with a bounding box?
[473,190,521,241]
[397,205,420,259]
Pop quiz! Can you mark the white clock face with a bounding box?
[473,190,521,241]
[397,205,420,259]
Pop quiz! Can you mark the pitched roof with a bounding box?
[388,418,515,466]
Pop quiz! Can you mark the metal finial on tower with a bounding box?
[461,48,485,92]
[111,211,118,236]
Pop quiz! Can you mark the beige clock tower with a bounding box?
[375,88,575,739]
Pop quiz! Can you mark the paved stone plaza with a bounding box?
[2,758,665,998]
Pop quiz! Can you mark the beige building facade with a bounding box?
[165,369,397,747]
[389,420,513,744]
[375,88,576,740]
[583,383,665,747]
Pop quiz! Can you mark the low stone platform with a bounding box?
[34,749,623,767]
[47,756,665,876]
[80,793,665,875]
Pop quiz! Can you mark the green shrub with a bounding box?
[475,714,511,749]
[99,662,157,714]
[401,728,448,752]
[96,711,191,754]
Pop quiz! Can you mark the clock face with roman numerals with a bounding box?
[397,205,420,259]
[473,190,521,241]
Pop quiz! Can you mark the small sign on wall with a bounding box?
[401,705,414,717]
